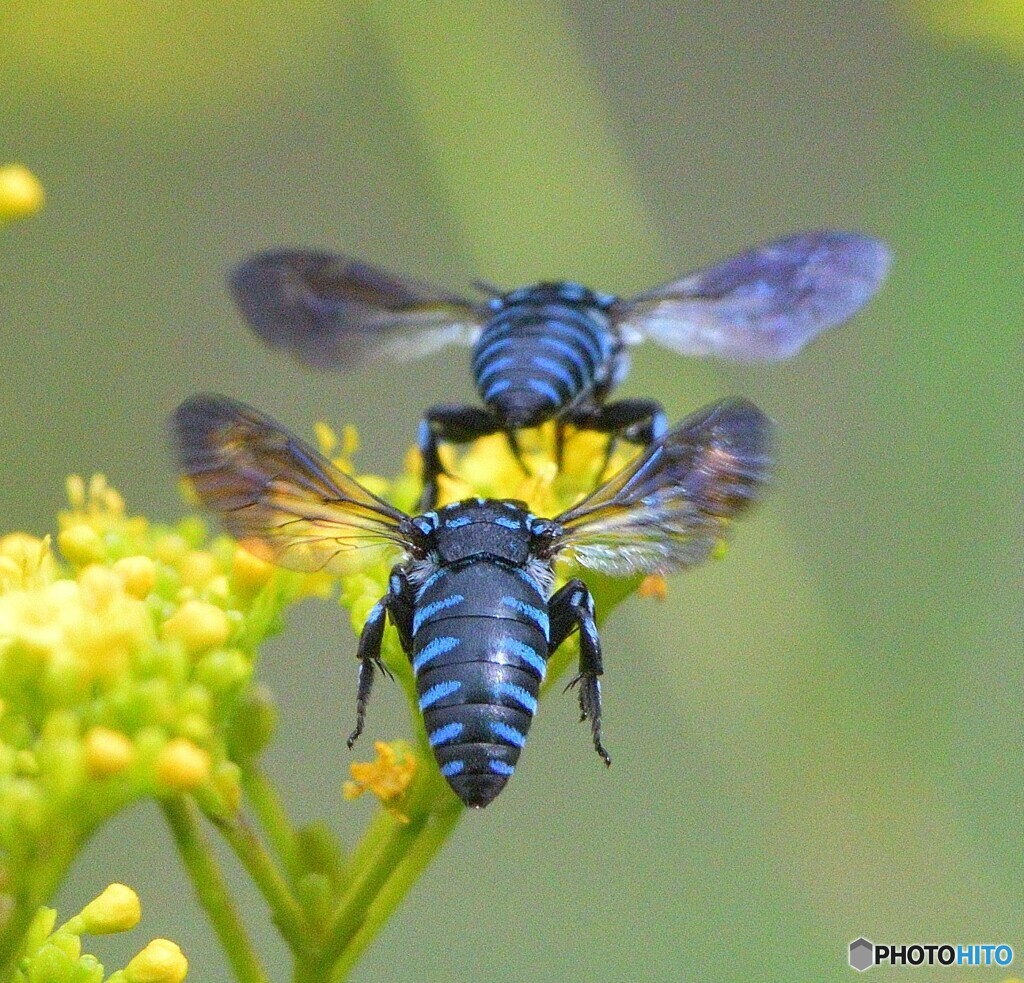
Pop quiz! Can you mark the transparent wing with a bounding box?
[548,399,772,576]
[230,250,485,370]
[612,230,891,361]
[171,394,414,573]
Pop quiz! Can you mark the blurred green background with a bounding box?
[2,2,1021,980]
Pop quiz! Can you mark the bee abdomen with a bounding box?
[414,623,546,808]
[472,295,614,427]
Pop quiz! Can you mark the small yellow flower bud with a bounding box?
[195,648,251,694]
[178,550,217,589]
[77,883,141,934]
[230,548,275,594]
[160,600,230,653]
[204,574,231,603]
[155,738,211,791]
[90,475,124,516]
[113,556,158,599]
[84,727,136,778]
[0,164,45,220]
[57,523,105,566]
[66,474,87,510]
[124,938,188,983]
[226,684,277,758]
[25,940,77,980]
[176,713,212,746]
[0,533,55,591]
[357,474,389,498]
[22,905,57,956]
[314,420,337,457]
[341,423,359,458]
[78,564,121,607]
[153,533,189,566]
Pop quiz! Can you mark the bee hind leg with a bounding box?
[347,572,414,748]
[548,579,611,767]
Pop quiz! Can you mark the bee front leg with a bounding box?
[347,569,415,748]
[569,398,667,479]
[418,405,503,509]
[548,578,610,766]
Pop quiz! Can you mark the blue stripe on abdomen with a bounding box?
[500,596,549,639]
[412,594,464,635]
[531,354,581,390]
[526,377,563,404]
[412,635,460,673]
[419,679,462,710]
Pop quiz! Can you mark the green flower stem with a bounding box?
[314,794,459,975]
[327,804,462,982]
[242,762,299,871]
[160,796,271,983]
[0,834,80,978]
[343,804,402,882]
[204,809,310,954]
[321,816,414,951]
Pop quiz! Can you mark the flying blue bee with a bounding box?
[172,394,770,807]
[230,230,888,507]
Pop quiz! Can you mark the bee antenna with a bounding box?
[471,278,504,298]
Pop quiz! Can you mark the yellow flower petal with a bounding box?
[125,938,188,983]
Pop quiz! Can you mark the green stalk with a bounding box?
[160,797,270,983]
[241,763,299,874]
[0,834,80,978]
[327,805,462,981]
[318,815,419,960]
[205,810,309,954]
[311,790,456,974]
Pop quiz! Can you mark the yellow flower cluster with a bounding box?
[14,883,187,983]
[343,740,418,821]
[0,475,311,862]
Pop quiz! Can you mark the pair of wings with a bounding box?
[172,395,770,579]
[229,230,890,369]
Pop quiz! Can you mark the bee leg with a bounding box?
[347,570,415,748]
[554,422,566,469]
[418,405,503,509]
[548,579,611,766]
[571,398,667,479]
[504,429,531,478]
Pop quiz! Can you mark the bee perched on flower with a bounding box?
[172,393,770,807]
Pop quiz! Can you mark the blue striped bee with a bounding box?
[230,230,887,507]
[172,394,770,807]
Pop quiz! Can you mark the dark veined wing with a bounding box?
[547,399,772,576]
[230,250,485,370]
[171,394,416,573]
[611,230,891,361]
